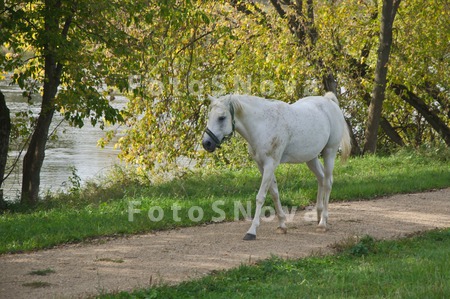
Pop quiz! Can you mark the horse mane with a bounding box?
[225,94,279,114]
[220,93,339,113]
[229,95,243,114]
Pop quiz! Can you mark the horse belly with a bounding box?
[280,141,326,163]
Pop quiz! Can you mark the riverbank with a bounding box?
[0,81,126,201]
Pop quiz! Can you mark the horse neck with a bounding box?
[232,95,268,142]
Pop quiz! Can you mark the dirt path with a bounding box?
[1,188,449,299]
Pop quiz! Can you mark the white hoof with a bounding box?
[276,226,288,234]
[316,225,327,233]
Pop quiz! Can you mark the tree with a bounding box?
[228,0,448,153]
[363,0,401,154]
[110,1,224,175]
[386,0,449,148]
[4,0,445,198]
[0,91,11,209]
[113,0,448,175]
[391,83,450,146]
[1,0,129,204]
[111,1,320,175]
[20,0,67,203]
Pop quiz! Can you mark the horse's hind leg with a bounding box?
[269,177,287,234]
[306,158,325,227]
[318,148,337,231]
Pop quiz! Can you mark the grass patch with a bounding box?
[101,228,450,298]
[22,281,52,288]
[0,148,449,254]
[28,268,56,276]
[330,235,377,256]
[96,258,125,263]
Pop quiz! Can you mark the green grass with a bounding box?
[100,228,450,298]
[0,148,449,254]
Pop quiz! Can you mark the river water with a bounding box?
[1,82,126,201]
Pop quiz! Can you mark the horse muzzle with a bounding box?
[202,137,217,152]
[202,128,222,152]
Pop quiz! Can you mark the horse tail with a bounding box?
[340,121,352,163]
[323,92,351,162]
[324,91,339,106]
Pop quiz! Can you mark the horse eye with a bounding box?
[218,116,226,121]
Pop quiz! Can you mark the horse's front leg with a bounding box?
[244,161,277,240]
[255,163,287,234]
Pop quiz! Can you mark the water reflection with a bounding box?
[1,82,126,201]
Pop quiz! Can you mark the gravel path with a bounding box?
[0,188,449,299]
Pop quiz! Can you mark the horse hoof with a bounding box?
[243,233,256,241]
[276,227,287,234]
[316,226,327,233]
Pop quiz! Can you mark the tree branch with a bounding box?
[55,14,73,80]
[392,83,450,146]
[229,0,270,27]
[175,29,215,56]
[269,0,287,18]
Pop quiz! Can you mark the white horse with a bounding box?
[202,92,351,240]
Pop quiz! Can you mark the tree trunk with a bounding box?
[361,90,405,147]
[20,0,64,204]
[0,91,11,209]
[363,0,401,154]
[269,0,317,46]
[21,58,58,204]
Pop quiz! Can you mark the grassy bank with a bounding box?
[103,228,450,298]
[1,148,449,254]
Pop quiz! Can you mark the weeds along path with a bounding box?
[1,188,449,299]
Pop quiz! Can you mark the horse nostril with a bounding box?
[202,139,215,152]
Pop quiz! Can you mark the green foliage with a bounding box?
[110,1,313,175]
[0,0,131,137]
[314,0,449,149]
[385,1,450,147]
[2,0,448,180]
[66,166,82,195]
[102,0,449,174]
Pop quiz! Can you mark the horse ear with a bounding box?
[207,94,216,103]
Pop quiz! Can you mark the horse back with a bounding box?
[277,96,346,162]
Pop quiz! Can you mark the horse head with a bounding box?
[202,95,235,152]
